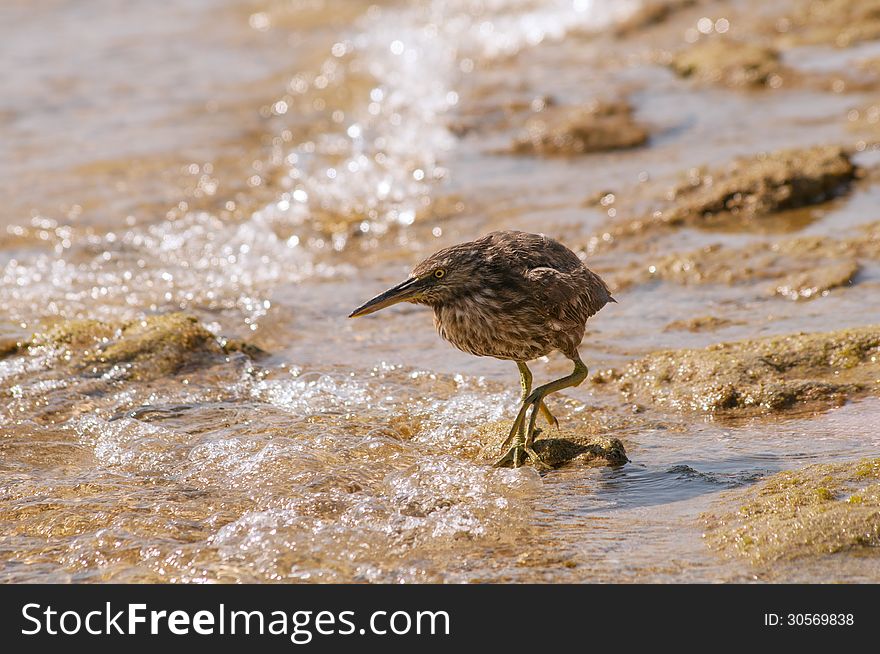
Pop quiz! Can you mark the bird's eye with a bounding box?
[434,269,446,279]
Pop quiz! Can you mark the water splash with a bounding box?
[260,0,640,246]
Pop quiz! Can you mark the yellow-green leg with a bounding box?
[494,357,588,469]
[496,361,531,468]
[520,362,560,430]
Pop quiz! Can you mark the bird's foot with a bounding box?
[492,441,547,470]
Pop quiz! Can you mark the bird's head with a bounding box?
[348,244,483,318]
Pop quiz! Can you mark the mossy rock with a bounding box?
[703,458,880,562]
[474,421,628,469]
[660,146,856,225]
[781,0,880,48]
[664,316,738,333]
[31,319,115,350]
[617,220,879,297]
[771,260,859,300]
[670,39,781,88]
[82,313,221,380]
[0,337,23,359]
[27,313,265,381]
[510,100,649,156]
[612,326,880,414]
[220,338,269,359]
[613,0,697,36]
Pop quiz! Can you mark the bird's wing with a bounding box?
[525,266,606,325]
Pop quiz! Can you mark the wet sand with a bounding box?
[1,0,879,583]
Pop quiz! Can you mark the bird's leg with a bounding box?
[516,361,559,429]
[496,361,568,456]
[497,362,531,468]
[523,357,588,453]
[538,399,559,429]
[495,356,589,469]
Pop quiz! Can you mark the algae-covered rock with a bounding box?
[27,313,263,381]
[781,0,880,47]
[771,260,859,300]
[475,421,628,469]
[646,243,785,285]
[613,0,697,36]
[664,316,738,333]
[0,337,22,358]
[670,39,782,88]
[621,220,880,298]
[620,217,880,298]
[220,337,269,360]
[613,326,880,413]
[83,313,221,380]
[632,243,860,301]
[703,458,880,562]
[31,319,115,350]
[660,146,856,225]
[509,100,649,156]
[847,101,880,142]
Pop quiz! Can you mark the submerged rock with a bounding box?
[475,421,628,469]
[26,312,262,381]
[771,259,859,301]
[703,458,880,562]
[31,319,115,350]
[509,100,649,156]
[637,243,860,300]
[0,337,22,358]
[660,146,856,225]
[664,316,739,333]
[613,326,880,413]
[670,39,782,88]
[83,313,222,380]
[613,0,697,36]
[847,100,880,142]
[781,0,880,47]
[617,220,879,299]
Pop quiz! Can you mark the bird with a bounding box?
[348,230,615,468]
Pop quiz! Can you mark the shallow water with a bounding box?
[2,0,879,583]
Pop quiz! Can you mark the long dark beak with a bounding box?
[348,277,422,318]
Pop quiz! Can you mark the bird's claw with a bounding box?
[492,445,546,469]
[492,439,547,470]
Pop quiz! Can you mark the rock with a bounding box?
[613,0,697,36]
[781,0,880,48]
[220,338,269,359]
[703,458,880,562]
[670,39,782,88]
[82,313,221,380]
[616,220,878,299]
[509,100,649,156]
[530,435,628,469]
[0,337,22,358]
[475,421,628,469]
[771,260,859,300]
[847,101,880,142]
[638,244,859,300]
[448,93,556,136]
[31,319,115,349]
[626,244,856,298]
[26,312,264,381]
[613,326,880,413]
[664,316,739,332]
[660,146,856,225]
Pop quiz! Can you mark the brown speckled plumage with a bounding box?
[349,230,615,468]
[411,231,613,361]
